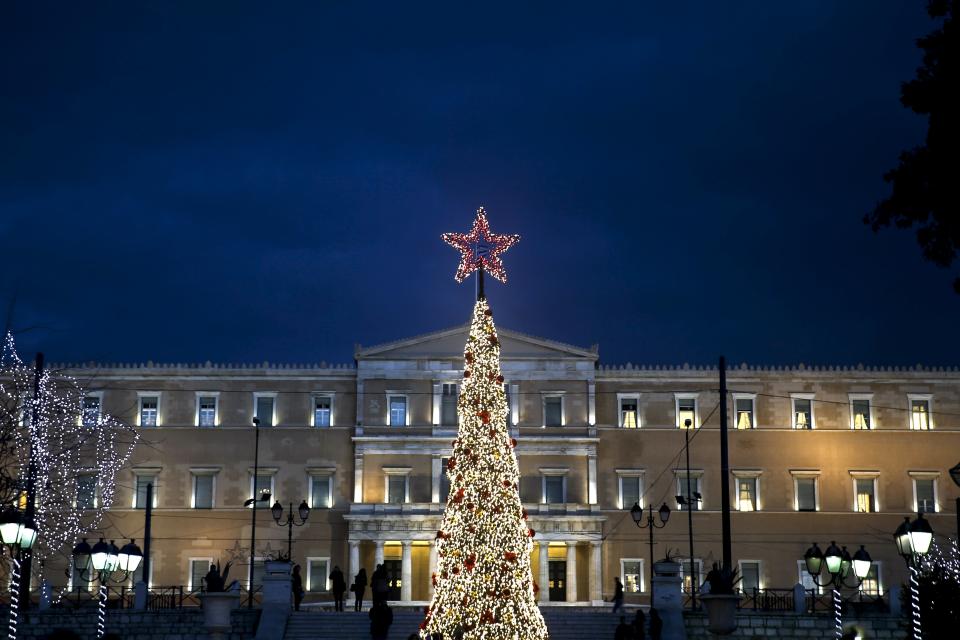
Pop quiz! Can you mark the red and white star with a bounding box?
[442,207,520,283]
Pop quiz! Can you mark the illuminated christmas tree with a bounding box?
[421,209,548,639]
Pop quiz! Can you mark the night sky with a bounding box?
[2,2,958,367]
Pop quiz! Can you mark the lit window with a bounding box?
[619,395,639,428]
[621,559,644,593]
[543,396,563,427]
[82,395,101,426]
[441,383,458,426]
[734,396,755,430]
[307,558,330,592]
[795,476,817,512]
[388,395,407,426]
[676,395,697,429]
[792,396,814,429]
[314,396,332,427]
[197,396,218,427]
[737,477,758,511]
[680,559,702,594]
[251,474,273,503]
[192,474,215,509]
[310,475,333,508]
[909,397,931,430]
[135,474,156,509]
[676,473,702,511]
[77,475,97,510]
[914,477,936,513]
[618,473,643,510]
[859,564,881,596]
[739,561,760,593]
[854,478,877,513]
[850,396,872,430]
[255,395,275,427]
[139,395,159,427]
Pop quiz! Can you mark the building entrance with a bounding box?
[548,560,567,601]
[383,559,402,601]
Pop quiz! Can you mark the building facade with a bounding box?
[54,325,960,605]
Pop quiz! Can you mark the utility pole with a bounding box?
[142,483,153,585]
[685,427,697,609]
[719,356,732,572]
[248,418,261,609]
[20,352,44,608]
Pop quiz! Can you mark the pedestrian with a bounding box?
[372,563,389,605]
[291,564,304,611]
[353,567,368,611]
[648,608,663,640]
[632,608,646,640]
[611,576,624,613]
[330,565,346,612]
[614,615,633,640]
[369,600,393,640]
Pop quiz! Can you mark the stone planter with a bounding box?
[202,591,239,633]
[700,593,740,635]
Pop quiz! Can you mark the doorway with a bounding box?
[383,560,402,600]
[548,560,566,601]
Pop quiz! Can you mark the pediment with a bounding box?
[356,325,597,361]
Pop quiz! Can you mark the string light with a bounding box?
[0,333,138,598]
[442,207,520,284]
[421,299,548,639]
[7,556,19,640]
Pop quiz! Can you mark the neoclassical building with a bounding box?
[54,325,960,605]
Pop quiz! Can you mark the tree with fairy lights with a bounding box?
[0,333,138,592]
[421,208,548,640]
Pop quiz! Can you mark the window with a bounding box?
[388,395,408,426]
[791,395,814,429]
[310,474,333,509]
[913,476,937,513]
[734,395,755,430]
[439,458,451,503]
[543,395,563,427]
[676,394,698,429]
[739,561,761,593]
[621,559,644,593]
[797,560,820,594]
[134,474,156,509]
[19,392,33,427]
[82,394,102,426]
[387,476,408,504]
[735,476,758,512]
[192,473,215,509]
[859,563,882,596]
[197,394,218,427]
[251,473,274,503]
[680,559,703,594]
[441,383,458,426]
[138,394,159,427]
[254,393,276,427]
[541,471,567,504]
[618,394,639,428]
[307,558,330,592]
[76,475,97,510]
[189,558,212,591]
[618,472,643,510]
[850,395,873,430]
[853,476,878,513]
[909,395,932,430]
[676,472,702,510]
[794,475,818,512]
[313,395,333,427]
[70,564,91,592]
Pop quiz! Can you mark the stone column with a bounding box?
[538,541,550,603]
[428,542,438,597]
[353,453,364,503]
[401,541,413,602]
[589,541,603,605]
[566,543,578,602]
[431,456,443,503]
[374,540,385,568]
[652,560,687,640]
[349,540,360,583]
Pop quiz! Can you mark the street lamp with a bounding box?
[803,541,872,640]
[893,514,934,640]
[1,508,37,640]
[72,537,143,639]
[631,501,671,604]
[270,500,310,561]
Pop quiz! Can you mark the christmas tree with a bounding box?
[421,209,548,639]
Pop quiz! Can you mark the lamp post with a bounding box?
[72,537,143,639]
[949,461,960,539]
[677,418,701,609]
[803,541,873,640]
[893,513,934,640]
[630,502,671,604]
[270,500,310,562]
[244,417,270,609]
[1,508,37,640]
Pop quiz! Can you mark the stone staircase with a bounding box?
[283,606,631,640]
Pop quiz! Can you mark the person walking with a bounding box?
[611,576,624,613]
[648,608,663,640]
[330,565,346,612]
[291,564,305,612]
[353,568,368,611]
[369,600,393,640]
[632,608,646,640]
[371,563,389,606]
[614,615,633,640]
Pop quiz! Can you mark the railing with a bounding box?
[32,584,263,610]
[739,588,802,612]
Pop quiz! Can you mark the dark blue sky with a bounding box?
[2,2,957,366]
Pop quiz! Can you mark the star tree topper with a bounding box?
[442,206,520,284]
